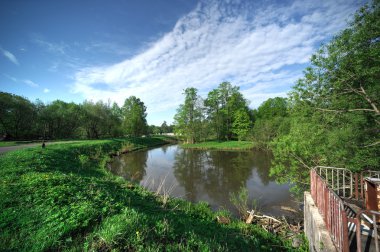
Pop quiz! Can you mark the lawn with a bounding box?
[0,136,298,251]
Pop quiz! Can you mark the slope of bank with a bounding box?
[0,137,297,251]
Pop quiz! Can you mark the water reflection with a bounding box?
[109,150,148,181]
[108,145,297,216]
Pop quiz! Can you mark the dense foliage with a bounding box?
[122,96,148,137]
[0,137,297,251]
[0,93,175,140]
[174,83,252,143]
[250,1,380,189]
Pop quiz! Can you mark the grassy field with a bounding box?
[181,140,255,150]
[0,136,301,251]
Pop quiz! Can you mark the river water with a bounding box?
[108,144,298,216]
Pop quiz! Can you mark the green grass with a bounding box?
[181,140,255,150]
[0,136,301,251]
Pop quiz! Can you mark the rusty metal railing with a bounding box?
[317,166,355,199]
[355,210,380,252]
[312,167,380,251]
[316,166,380,200]
[311,169,350,251]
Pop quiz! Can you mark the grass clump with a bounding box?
[181,140,254,150]
[0,137,295,251]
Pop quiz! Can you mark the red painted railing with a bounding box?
[311,169,350,252]
[356,210,380,252]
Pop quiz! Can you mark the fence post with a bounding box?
[355,173,359,200]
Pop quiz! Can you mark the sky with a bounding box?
[0,0,367,125]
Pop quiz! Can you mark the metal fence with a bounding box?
[316,166,380,200]
[311,167,380,252]
[311,168,350,251]
[355,210,380,252]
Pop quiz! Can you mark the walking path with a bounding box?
[0,141,81,154]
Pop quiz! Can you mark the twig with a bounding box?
[252,214,282,223]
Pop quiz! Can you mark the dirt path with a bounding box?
[0,143,41,154]
[0,141,81,154]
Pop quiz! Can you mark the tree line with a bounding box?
[0,93,173,140]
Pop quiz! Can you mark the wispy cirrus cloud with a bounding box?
[23,79,39,88]
[3,73,18,82]
[32,36,69,55]
[71,0,363,124]
[0,47,19,65]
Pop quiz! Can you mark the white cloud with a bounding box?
[23,79,39,88]
[32,36,68,55]
[71,0,362,124]
[0,47,19,65]
[43,88,50,93]
[3,74,17,82]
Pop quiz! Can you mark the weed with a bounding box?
[230,186,250,219]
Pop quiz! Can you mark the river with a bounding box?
[108,144,299,217]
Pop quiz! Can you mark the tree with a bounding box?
[122,96,148,137]
[251,97,289,148]
[205,82,251,140]
[205,89,223,140]
[161,121,169,134]
[174,88,204,143]
[0,92,37,139]
[271,1,380,189]
[232,109,251,141]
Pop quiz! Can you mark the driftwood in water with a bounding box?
[246,210,255,224]
[245,210,303,237]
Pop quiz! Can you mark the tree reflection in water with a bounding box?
[108,150,148,182]
[108,145,296,216]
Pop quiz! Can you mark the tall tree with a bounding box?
[232,109,251,141]
[174,88,204,143]
[252,97,289,148]
[0,92,37,139]
[161,121,169,134]
[122,96,148,137]
[205,82,251,140]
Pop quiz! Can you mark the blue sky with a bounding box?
[0,0,366,125]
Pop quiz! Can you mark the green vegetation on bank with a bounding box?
[0,137,297,251]
[182,140,254,150]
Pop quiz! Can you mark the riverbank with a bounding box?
[181,140,255,150]
[0,137,300,251]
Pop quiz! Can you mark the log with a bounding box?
[245,210,255,224]
[250,214,282,223]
